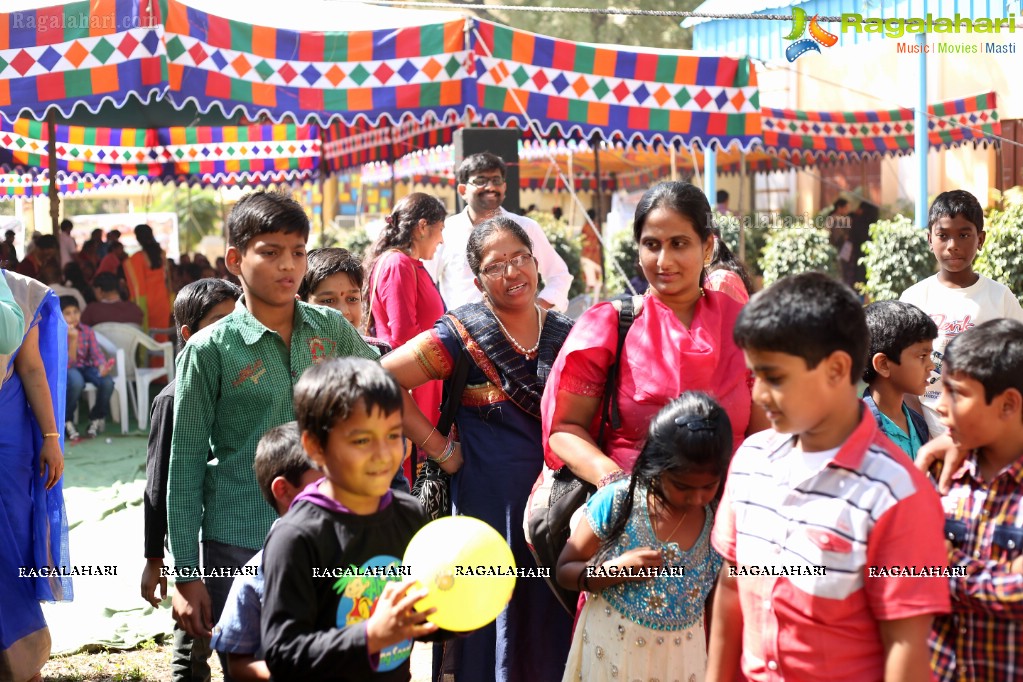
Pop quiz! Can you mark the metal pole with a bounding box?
[914,32,928,228]
[738,150,747,264]
[47,110,59,234]
[567,149,576,227]
[319,158,327,247]
[670,144,678,182]
[704,143,717,207]
[593,137,604,235]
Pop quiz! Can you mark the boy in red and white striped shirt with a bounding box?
[707,273,950,682]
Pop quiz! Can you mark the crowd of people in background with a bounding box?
[0,222,238,320]
[3,150,1023,682]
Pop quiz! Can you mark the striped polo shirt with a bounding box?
[712,406,951,681]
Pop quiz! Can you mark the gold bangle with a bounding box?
[42,432,61,438]
[419,427,438,450]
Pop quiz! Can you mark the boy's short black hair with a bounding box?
[863,301,938,383]
[734,272,867,383]
[59,296,80,312]
[93,272,119,293]
[716,189,729,204]
[833,198,849,210]
[294,357,403,448]
[298,248,364,301]
[227,191,310,253]
[171,277,242,350]
[928,189,984,232]
[253,421,316,511]
[456,152,506,185]
[944,318,1023,405]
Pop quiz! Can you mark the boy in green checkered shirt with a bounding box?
[167,192,377,679]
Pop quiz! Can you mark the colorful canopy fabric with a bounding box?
[357,140,672,192]
[1,0,763,154]
[760,91,1000,164]
[162,0,473,128]
[0,0,167,122]
[0,116,320,186]
[323,113,461,171]
[0,171,107,199]
[471,21,761,151]
[159,123,320,185]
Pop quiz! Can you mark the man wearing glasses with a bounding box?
[426,152,573,311]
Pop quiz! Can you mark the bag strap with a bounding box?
[438,345,471,436]
[367,261,383,336]
[595,295,642,448]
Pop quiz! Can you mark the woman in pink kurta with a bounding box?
[542,289,751,471]
[542,182,766,487]
[366,193,447,481]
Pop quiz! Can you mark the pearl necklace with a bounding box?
[492,304,543,357]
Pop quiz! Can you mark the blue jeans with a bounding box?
[202,540,258,682]
[66,366,114,422]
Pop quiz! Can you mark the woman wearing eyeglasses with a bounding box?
[543,182,768,485]
[382,216,575,682]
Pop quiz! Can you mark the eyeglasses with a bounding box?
[480,253,536,279]
[466,176,506,188]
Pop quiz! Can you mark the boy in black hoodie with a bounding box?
[261,357,439,680]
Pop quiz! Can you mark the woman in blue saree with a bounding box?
[383,216,574,682]
[0,270,72,682]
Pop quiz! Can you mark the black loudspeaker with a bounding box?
[453,128,520,215]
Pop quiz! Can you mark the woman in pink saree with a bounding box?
[542,182,767,484]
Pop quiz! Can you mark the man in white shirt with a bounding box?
[58,219,78,268]
[425,152,572,311]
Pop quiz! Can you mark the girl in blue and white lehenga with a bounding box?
[557,392,729,682]
[0,270,72,681]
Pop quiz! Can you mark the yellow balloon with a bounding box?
[403,516,516,632]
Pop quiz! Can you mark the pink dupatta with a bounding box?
[540,290,751,472]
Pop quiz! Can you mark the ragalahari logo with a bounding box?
[784,7,839,61]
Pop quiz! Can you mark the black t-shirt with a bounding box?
[261,491,429,681]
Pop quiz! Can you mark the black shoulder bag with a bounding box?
[525,295,640,614]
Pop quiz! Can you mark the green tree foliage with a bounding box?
[467,0,699,50]
[603,229,642,297]
[338,228,373,263]
[859,214,933,302]
[715,212,766,277]
[146,185,222,254]
[975,187,1023,305]
[759,227,837,287]
[63,196,129,218]
[528,211,585,300]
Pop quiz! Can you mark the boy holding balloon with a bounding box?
[261,357,440,680]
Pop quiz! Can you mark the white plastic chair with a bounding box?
[92,323,175,431]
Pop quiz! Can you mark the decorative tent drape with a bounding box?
[0,1,1001,198]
